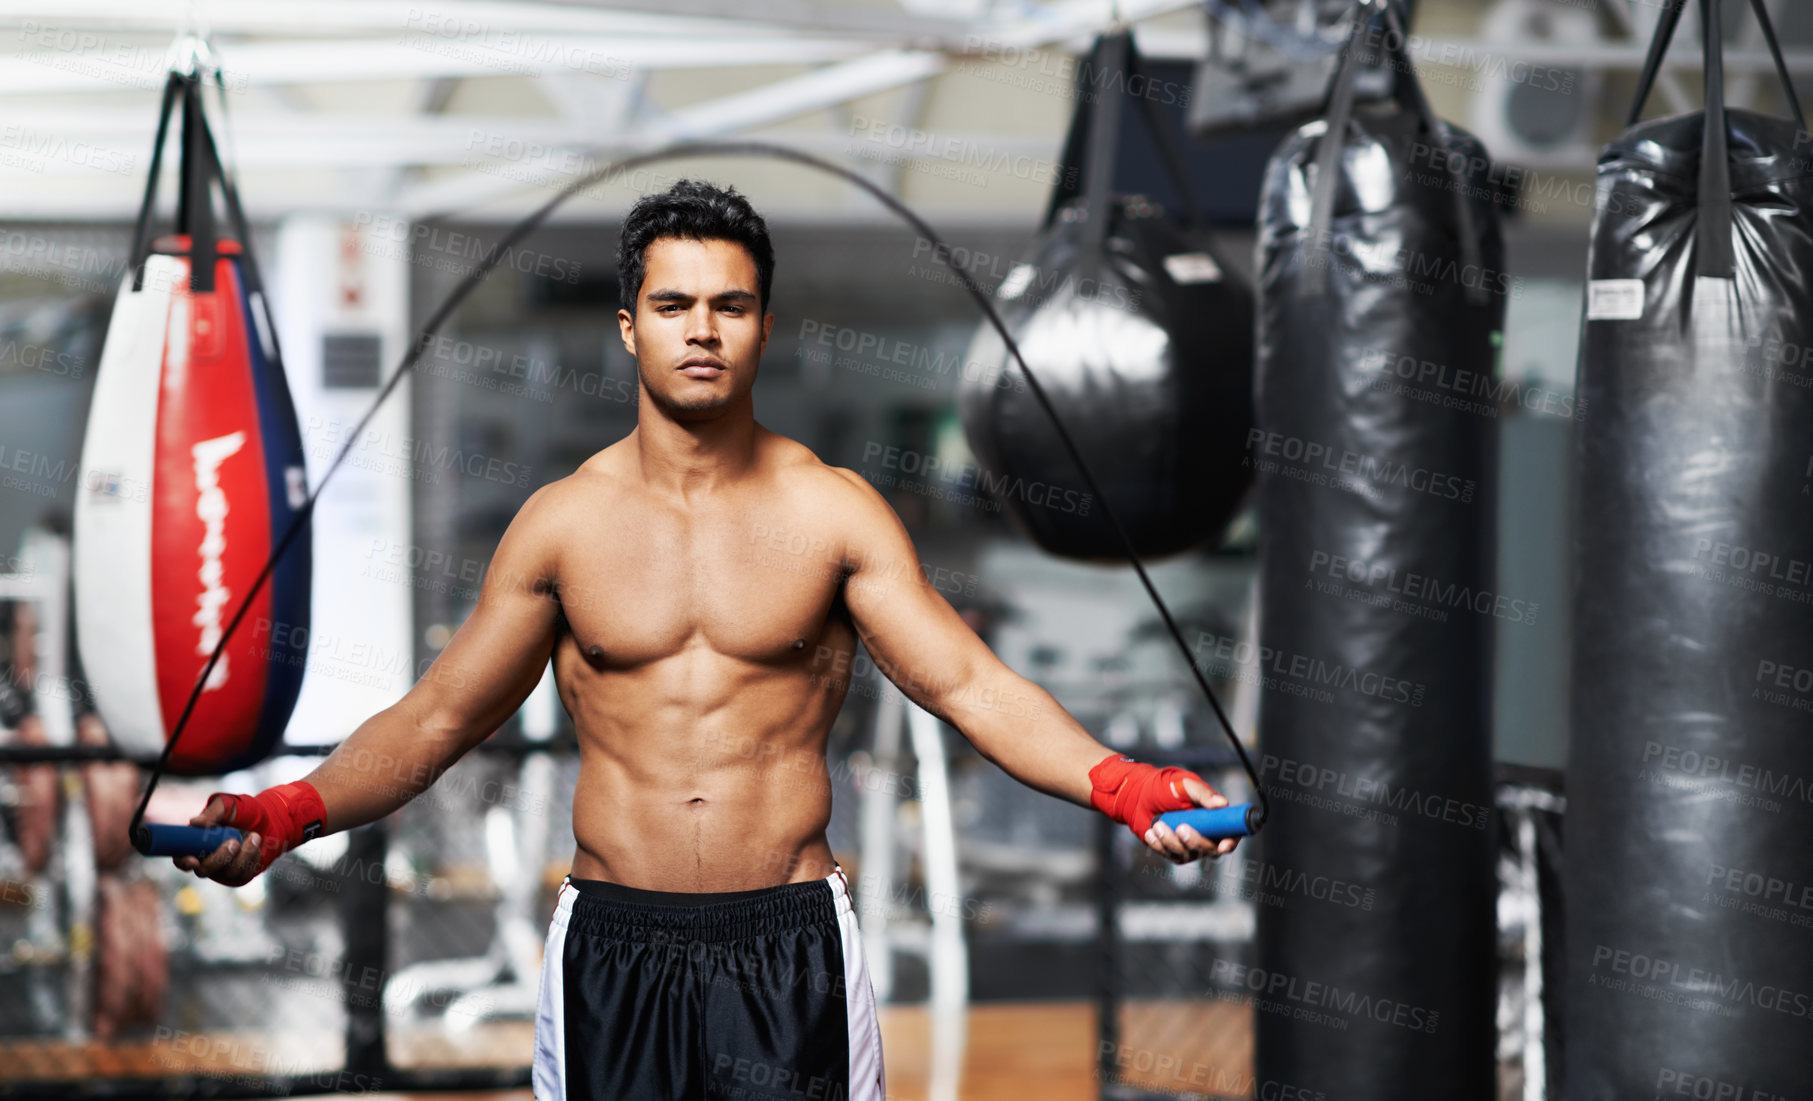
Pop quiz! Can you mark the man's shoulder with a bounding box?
[762,431,886,510]
[508,462,620,542]
[758,437,914,570]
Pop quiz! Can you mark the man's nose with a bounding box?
[686,304,718,343]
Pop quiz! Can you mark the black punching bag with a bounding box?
[1252,3,1499,1096]
[959,31,1253,561]
[1566,2,1813,1097]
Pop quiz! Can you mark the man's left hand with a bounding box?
[1141,774,1240,863]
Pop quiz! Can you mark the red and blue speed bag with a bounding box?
[75,236,311,774]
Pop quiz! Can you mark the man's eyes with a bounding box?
[659,304,743,313]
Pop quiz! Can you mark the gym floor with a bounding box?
[360,1004,1135,1101]
[4,1002,1257,1100]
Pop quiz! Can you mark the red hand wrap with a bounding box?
[205,780,326,878]
[1088,754,1201,840]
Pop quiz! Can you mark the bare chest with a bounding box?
[554,502,849,668]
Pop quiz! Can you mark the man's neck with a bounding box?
[632,399,760,499]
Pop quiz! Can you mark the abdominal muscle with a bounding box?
[558,640,851,893]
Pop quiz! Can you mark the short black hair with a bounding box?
[617,179,774,316]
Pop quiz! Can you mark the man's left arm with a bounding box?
[830,471,1237,862]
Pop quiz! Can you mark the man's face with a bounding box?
[618,236,772,421]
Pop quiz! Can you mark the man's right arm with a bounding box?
[175,482,567,883]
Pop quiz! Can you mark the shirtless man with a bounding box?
[174,179,1239,1101]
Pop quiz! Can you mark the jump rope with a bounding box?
[129,138,1269,859]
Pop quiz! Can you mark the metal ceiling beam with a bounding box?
[0,119,1056,174]
[0,0,1204,220]
[1403,39,1813,71]
[519,0,974,40]
[1132,26,1813,71]
[394,47,952,215]
[0,1,767,38]
[0,0,1198,52]
[396,0,1200,219]
[0,34,873,94]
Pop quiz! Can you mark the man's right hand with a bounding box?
[172,794,266,886]
[171,780,326,886]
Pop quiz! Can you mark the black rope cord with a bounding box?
[127,138,1269,838]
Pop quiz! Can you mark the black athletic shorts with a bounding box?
[532,866,885,1100]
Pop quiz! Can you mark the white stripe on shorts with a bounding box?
[831,864,888,1101]
[532,879,572,1101]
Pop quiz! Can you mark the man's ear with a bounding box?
[760,310,774,353]
[618,307,636,356]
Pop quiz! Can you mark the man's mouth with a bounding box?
[679,358,726,379]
